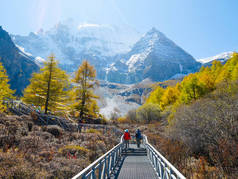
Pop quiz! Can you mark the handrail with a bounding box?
[72,136,124,179]
[143,135,186,179]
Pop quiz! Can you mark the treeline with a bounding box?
[0,54,101,121]
[146,52,238,113]
[126,52,238,177]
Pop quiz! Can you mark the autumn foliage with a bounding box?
[146,52,238,112]
[141,52,238,178]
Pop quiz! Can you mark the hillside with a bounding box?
[124,53,238,178]
[0,26,39,95]
[0,113,119,178]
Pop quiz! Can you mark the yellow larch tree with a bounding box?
[71,60,99,120]
[22,54,70,114]
[0,62,14,112]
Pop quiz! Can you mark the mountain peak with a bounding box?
[148,27,159,33]
[0,26,15,48]
[146,27,164,36]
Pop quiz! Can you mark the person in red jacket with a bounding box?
[123,129,131,149]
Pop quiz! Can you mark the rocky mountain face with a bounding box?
[11,22,200,84]
[106,28,201,83]
[12,21,140,79]
[0,26,39,95]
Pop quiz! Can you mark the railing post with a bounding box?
[107,156,110,177]
[111,151,115,169]
[98,161,102,179]
[91,168,96,179]
[103,159,107,179]
[155,155,158,174]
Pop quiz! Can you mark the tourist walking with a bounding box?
[123,129,131,149]
[135,129,142,148]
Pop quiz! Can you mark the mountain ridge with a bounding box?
[0,26,39,95]
[106,27,201,83]
[197,51,234,64]
[11,22,200,84]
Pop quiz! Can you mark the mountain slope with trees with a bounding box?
[123,52,238,178]
[0,26,39,95]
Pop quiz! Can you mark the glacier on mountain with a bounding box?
[197,51,233,64]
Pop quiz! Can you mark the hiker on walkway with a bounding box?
[123,129,131,149]
[135,129,142,148]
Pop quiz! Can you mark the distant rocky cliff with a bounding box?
[0,26,39,95]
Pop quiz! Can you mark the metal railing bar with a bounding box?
[143,135,186,179]
[72,136,123,179]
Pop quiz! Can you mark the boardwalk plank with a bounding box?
[116,144,158,179]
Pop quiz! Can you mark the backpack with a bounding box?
[136,131,142,139]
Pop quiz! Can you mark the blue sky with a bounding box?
[1,0,238,59]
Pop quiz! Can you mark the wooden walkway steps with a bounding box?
[115,144,158,179]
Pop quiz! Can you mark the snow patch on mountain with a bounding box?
[106,63,118,72]
[197,52,233,64]
[16,44,33,57]
[179,64,183,72]
[78,23,102,30]
[35,56,45,64]
[126,49,151,73]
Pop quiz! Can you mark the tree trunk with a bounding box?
[45,57,53,114]
[79,64,89,119]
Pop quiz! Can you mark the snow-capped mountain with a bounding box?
[11,22,200,84]
[11,20,141,77]
[106,28,201,83]
[197,51,233,64]
[16,44,46,66]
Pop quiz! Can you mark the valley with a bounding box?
[0,8,237,177]
[0,23,235,117]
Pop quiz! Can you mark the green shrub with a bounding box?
[136,103,161,123]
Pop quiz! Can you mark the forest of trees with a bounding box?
[145,52,238,112]
[21,55,100,120]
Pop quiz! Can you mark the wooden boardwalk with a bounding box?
[115,144,158,179]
